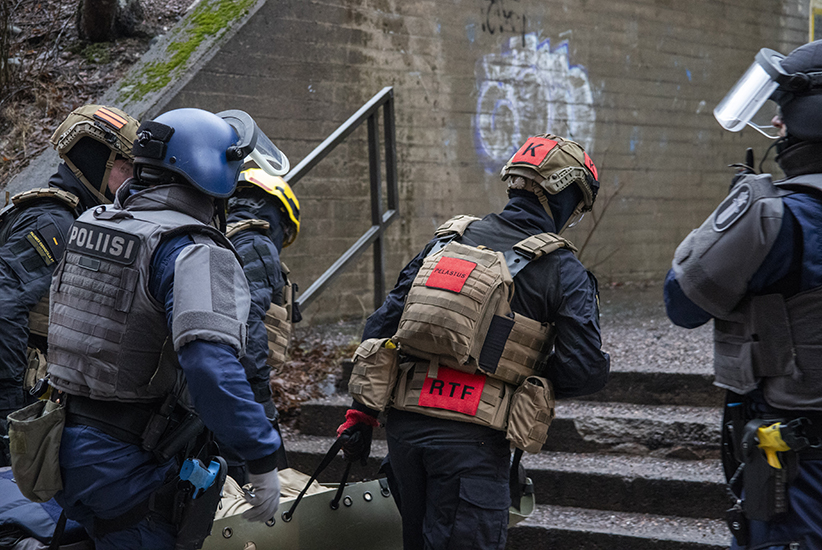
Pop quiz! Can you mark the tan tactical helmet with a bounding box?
[500,134,600,229]
[50,105,139,204]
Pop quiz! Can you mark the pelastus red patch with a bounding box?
[418,365,486,416]
[511,137,558,166]
[425,256,476,293]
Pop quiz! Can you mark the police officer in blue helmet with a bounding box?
[666,40,822,549]
[45,108,287,549]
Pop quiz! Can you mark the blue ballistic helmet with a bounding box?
[132,108,289,198]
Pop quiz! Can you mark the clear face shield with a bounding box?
[713,49,795,139]
[217,110,290,176]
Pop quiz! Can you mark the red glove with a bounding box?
[336,409,379,465]
[336,409,379,437]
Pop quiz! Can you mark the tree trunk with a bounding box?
[78,0,144,43]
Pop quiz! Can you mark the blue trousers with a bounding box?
[54,424,178,550]
[385,409,511,550]
[730,459,822,550]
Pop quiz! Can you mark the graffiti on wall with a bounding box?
[481,0,527,45]
[474,33,596,173]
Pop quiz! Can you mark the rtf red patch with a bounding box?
[511,137,558,166]
[425,256,476,293]
[418,365,486,416]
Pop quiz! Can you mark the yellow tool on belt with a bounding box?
[757,422,791,469]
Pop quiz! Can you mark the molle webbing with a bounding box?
[225,218,270,239]
[396,215,571,385]
[392,361,512,430]
[714,285,822,411]
[395,241,510,369]
[11,188,79,212]
[490,314,555,385]
[265,261,294,370]
[48,201,208,402]
[434,215,482,238]
[265,302,290,369]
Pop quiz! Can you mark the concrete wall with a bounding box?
[118,1,817,322]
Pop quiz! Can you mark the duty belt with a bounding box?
[64,395,157,446]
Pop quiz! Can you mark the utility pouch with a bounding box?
[348,338,400,411]
[8,399,65,503]
[23,347,48,393]
[175,456,228,550]
[265,302,291,371]
[151,412,205,464]
[506,376,555,453]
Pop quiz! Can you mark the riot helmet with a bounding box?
[132,108,289,198]
[714,41,822,141]
[50,105,139,204]
[500,134,600,232]
[236,168,301,247]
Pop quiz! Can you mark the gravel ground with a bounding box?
[599,282,714,374]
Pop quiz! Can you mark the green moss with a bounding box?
[118,0,256,102]
[82,42,111,64]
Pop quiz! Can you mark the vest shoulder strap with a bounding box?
[11,187,80,214]
[225,218,270,238]
[434,215,482,238]
[513,232,577,259]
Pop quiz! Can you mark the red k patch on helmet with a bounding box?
[584,152,598,180]
[511,137,558,166]
[418,365,485,416]
[425,256,476,293]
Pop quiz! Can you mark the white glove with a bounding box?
[242,468,281,523]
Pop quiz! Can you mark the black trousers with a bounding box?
[385,409,511,550]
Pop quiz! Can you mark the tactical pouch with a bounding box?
[506,376,555,453]
[348,338,400,411]
[265,302,291,371]
[23,346,48,393]
[392,361,512,431]
[395,241,513,374]
[8,399,65,503]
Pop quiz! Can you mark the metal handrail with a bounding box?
[285,86,398,312]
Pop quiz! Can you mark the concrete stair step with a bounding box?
[521,451,725,520]
[506,504,728,550]
[580,370,722,407]
[281,435,727,520]
[296,395,722,458]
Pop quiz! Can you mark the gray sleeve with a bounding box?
[671,176,784,318]
[172,243,251,354]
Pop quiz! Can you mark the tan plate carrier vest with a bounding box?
[351,215,573,452]
[226,219,295,371]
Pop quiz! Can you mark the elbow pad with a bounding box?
[172,243,250,354]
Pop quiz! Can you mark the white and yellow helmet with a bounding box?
[237,168,301,247]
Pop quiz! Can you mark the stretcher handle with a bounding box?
[281,433,351,522]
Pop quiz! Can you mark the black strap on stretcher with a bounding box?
[281,434,354,522]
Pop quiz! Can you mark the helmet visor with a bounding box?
[217,109,290,177]
[247,132,290,177]
[713,49,785,135]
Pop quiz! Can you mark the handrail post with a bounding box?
[368,112,385,310]
[285,87,399,313]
